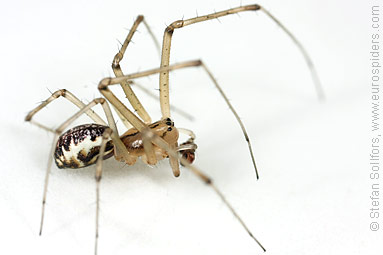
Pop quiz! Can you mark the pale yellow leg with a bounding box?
[111,15,162,125]
[149,131,266,252]
[94,127,112,255]
[25,89,106,132]
[158,4,324,119]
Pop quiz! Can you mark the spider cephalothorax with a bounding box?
[119,118,180,165]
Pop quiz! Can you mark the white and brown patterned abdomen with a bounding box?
[54,124,114,168]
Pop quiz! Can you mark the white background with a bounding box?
[0,0,378,254]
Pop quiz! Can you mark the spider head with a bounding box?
[152,117,179,145]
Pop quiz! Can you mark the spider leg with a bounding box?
[260,7,325,99]
[168,143,180,177]
[147,131,266,252]
[38,132,59,235]
[177,128,195,139]
[142,18,161,56]
[159,4,324,119]
[25,89,106,132]
[111,15,161,125]
[94,127,112,255]
[177,128,196,148]
[142,127,158,165]
[94,98,135,164]
[199,62,260,179]
[129,80,195,121]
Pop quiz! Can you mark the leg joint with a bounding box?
[250,4,261,11]
[165,20,184,33]
[205,177,212,185]
[98,78,112,90]
[55,89,67,97]
[136,15,144,22]
[112,53,123,68]
[94,98,106,104]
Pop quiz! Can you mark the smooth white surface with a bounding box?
[0,0,378,254]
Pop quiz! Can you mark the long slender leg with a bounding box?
[111,15,162,124]
[99,60,260,179]
[38,132,58,235]
[200,62,259,179]
[100,60,201,87]
[142,18,161,56]
[142,127,158,165]
[143,130,266,252]
[111,103,133,130]
[168,143,180,177]
[112,16,152,124]
[159,4,324,118]
[261,8,325,99]
[25,89,106,132]
[129,80,194,121]
[94,127,112,255]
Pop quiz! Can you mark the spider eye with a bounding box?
[167,127,172,131]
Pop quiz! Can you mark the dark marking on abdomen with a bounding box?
[54,124,114,169]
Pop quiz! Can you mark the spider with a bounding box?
[25,4,323,254]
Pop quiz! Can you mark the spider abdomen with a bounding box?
[54,124,114,169]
